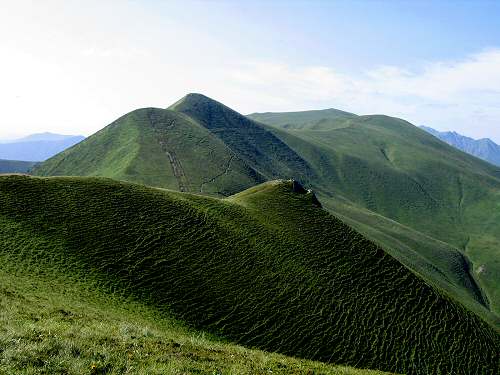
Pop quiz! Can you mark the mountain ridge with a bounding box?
[421,125,500,166]
[0,159,37,173]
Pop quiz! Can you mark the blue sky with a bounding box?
[1,0,500,141]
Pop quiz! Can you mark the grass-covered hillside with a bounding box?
[0,159,36,173]
[1,175,498,374]
[34,93,500,322]
[249,109,500,316]
[0,260,382,375]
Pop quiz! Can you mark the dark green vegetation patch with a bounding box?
[1,175,498,374]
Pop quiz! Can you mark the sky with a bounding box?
[1,0,500,142]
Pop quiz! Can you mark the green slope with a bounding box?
[0,159,36,173]
[249,110,500,316]
[1,264,381,374]
[0,175,498,374]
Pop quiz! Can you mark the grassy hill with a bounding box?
[1,175,498,374]
[1,257,381,375]
[248,108,357,130]
[34,94,500,322]
[0,159,36,173]
[34,94,311,197]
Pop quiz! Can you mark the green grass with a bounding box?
[0,159,36,174]
[0,268,386,374]
[34,94,312,197]
[0,175,498,374]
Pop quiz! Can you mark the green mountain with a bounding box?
[33,94,310,196]
[0,159,37,173]
[248,108,357,130]
[34,94,500,323]
[1,175,498,374]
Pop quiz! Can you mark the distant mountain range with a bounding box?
[0,132,85,161]
[421,126,500,166]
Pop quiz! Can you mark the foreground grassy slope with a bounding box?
[0,159,36,173]
[250,110,500,315]
[0,270,382,374]
[0,176,498,374]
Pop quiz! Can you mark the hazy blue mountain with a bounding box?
[421,126,500,166]
[0,133,85,161]
[12,132,82,142]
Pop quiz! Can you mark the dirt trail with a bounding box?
[148,111,190,192]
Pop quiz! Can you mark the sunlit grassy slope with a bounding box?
[0,159,36,173]
[249,109,500,316]
[1,175,498,374]
[0,267,383,374]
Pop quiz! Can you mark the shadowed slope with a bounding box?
[0,175,498,374]
[170,93,314,182]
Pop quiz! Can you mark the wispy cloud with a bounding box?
[225,49,500,141]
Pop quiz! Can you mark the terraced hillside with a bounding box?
[250,109,500,316]
[0,175,498,374]
[0,159,36,173]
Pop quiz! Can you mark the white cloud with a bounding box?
[222,50,500,142]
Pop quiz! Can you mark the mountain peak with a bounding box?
[168,92,223,112]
